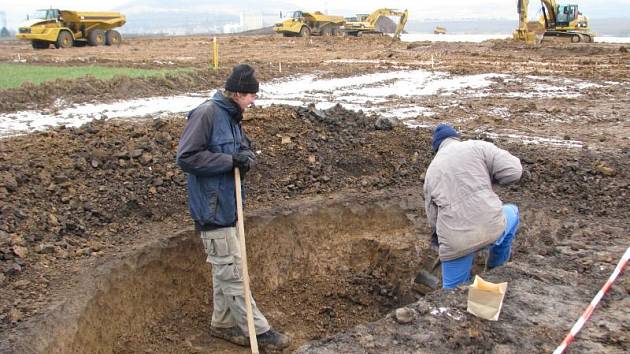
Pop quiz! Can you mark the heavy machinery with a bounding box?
[343,8,409,39]
[433,26,447,35]
[16,8,126,49]
[273,11,345,37]
[1,11,10,37]
[514,0,594,44]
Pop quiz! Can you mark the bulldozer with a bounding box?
[16,8,126,49]
[514,0,594,44]
[273,11,345,37]
[433,26,447,35]
[343,8,409,39]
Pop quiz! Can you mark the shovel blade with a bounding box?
[414,270,440,290]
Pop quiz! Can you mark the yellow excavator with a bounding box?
[343,8,409,39]
[514,0,594,43]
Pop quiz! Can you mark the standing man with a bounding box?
[423,124,523,289]
[176,64,290,350]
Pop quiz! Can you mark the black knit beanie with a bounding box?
[225,64,259,93]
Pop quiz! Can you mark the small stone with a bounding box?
[359,334,375,348]
[0,230,9,242]
[75,248,92,257]
[0,273,5,284]
[48,214,59,226]
[130,149,144,158]
[12,245,29,259]
[595,162,615,176]
[35,243,56,254]
[139,153,153,165]
[1,175,18,192]
[89,242,102,252]
[54,175,69,183]
[4,263,22,276]
[55,249,69,259]
[13,279,30,289]
[91,159,100,168]
[9,234,26,246]
[375,116,397,130]
[9,308,23,323]
[395,307,415,324]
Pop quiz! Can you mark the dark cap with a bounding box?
[225,64,259,93]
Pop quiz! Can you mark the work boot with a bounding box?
[257,328,291,351]
[209,326,248,346]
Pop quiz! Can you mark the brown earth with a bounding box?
[0,34,629,353]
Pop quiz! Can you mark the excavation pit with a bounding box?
[11,192,432,353]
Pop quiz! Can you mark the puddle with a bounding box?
[0,70,609,149]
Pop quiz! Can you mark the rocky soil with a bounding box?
[0,34,628,353]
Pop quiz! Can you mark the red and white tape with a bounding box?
[553,247,630,354]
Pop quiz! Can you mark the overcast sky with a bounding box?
[2,0,628,28]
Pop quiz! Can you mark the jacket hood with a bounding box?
[211,90,242,121]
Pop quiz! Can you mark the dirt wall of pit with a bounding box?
[2,191,427,353]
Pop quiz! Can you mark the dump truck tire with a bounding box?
[88,30,106,46]
[55,31,73,49]
[31,40,50,49]
[299,26,311,37]
[105,30,122,46]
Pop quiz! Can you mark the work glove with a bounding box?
[232,152,253,175]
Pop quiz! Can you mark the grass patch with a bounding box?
[0,63,193,89]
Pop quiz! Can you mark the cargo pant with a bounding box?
[200,227,270,336]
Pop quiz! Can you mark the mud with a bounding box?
[0,34,629,353]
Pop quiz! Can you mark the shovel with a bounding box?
[234,167,259,354]
[414,256,441,293]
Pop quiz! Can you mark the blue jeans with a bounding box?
[441,204,519,289]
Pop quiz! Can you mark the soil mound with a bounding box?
[1,103,628,352]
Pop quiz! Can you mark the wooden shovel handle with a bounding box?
[234,167,259,354]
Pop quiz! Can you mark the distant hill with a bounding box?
[114,0,293,34]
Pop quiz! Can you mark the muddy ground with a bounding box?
[0,35,629,353]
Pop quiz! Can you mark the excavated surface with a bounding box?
[0,34,629,353]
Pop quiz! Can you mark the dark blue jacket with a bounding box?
[176,91,254,230]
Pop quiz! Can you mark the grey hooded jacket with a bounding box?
[423,138,522,261]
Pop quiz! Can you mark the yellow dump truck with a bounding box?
[273,11,345,37]
[16,9,126,49]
